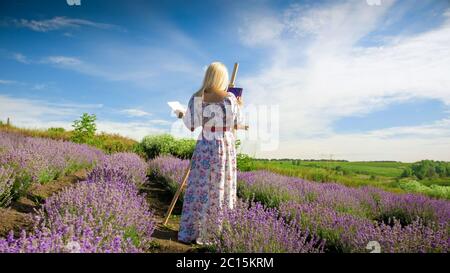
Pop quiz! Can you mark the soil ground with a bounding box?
[141,178,198,253]
[0,169,87,237]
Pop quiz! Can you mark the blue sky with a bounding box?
[1,0,450,161]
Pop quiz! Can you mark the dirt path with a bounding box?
[141,178,198,253]
[0,169,87,237]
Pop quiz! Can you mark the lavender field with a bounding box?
[0,131,103,207]
[1,131,449,253]
[149,155,450,253]
[0,131,155,253]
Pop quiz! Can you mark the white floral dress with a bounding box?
[178,92,243,243]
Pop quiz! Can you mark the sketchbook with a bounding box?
[167,101,187,114]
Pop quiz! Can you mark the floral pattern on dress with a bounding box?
[178,93,242,243]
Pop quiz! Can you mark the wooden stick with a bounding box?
[163,162,191,225]
[229,62,239,87]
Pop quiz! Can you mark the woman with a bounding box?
[176,62,244,244]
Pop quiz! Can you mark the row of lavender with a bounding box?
[149,155,449,253]
[0,152,155,253]
[0,131,155,252]
[0,131,103,207]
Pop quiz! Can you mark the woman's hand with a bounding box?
[175,110,184,119]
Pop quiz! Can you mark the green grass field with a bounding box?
[239,158,449,199]
[287,160,409,177]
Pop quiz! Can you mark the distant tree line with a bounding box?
[250,158,350,162]
[401,160,450,180]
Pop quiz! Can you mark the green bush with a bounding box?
[47,127,66,133]
[46,127,67,139]
[237,154,254,171]
[396,179,450,199]
[139,134,196,160]
[171,138,196,159]
[91,132,139,154]
[140,134,176,159]
[401,168,413,178]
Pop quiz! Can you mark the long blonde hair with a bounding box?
[194,62,229,97]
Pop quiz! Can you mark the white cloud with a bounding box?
[5,21,205,88]
[0,77,50,91]
[0,80,16,84]
[248,126,450,162]
[37,49,202,87]
[0,94,79,124]
[96,121,165,140]
[148,119,171,125]
[0,94,164,141]
[45,56,82,66]
[367,119,450,139]
[41,55,114,80]
[121,108,151,117]
[12,53,29,64]
[238,16,284,46]
[12,16,124,32]
[32,84,47,90]
[238,0,450,160]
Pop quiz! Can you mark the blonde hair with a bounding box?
[194,62,229,97]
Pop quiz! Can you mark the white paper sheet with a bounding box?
[167,101,187,114]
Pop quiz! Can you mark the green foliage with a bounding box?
[47,127,66,133]
[45,127,67,139]
[237,181,296,208]
[235,139,241,150]
[406,160,450,180]
[396,179,450,199]
[140,134,176,159]
[124,226,142,248]
[89,132,139,154]
[38,169,59,184]
[237,154,254,171]
[139,134,196,160]
[71,113,97,144]
[401,168,413,178]
[173,138,196,159]
[11,172,33,201]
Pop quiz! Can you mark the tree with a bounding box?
[71,113,97,144]
[401,168,413,178]
[408,160,450,180]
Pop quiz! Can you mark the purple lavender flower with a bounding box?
[147,156,449,253]
[0,136,155,253]
[238,171,450,225]
[148,155,189,197]
[0,167,155,253]
[207,200,324,253]
[93,152,148,186]
[0,131,103,189]
[280,201,449,253]
[0,165,14,207]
